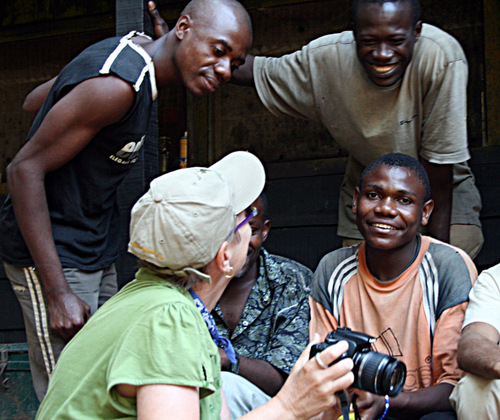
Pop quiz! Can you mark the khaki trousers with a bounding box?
[450,373,500,420]
[4,262,118,402]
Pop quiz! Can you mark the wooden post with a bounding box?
[483,0,500,145]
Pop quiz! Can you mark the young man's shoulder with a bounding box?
[57,32,154,91]
[314,245,360,281]
[306,30,355,50]
[421,236,477,318]
[478,263,500,287]
[256,30,354,66]
[424,236,475,271]
[416,236,476,284]
[416,23,467,64]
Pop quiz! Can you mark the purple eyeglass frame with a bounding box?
[232,206,258,234]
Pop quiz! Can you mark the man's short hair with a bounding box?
[359,153,431,202]
[352,0,421,27]
[258,191,269,220]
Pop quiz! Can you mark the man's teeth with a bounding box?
[373,65,395,73]
[372,223,396,230]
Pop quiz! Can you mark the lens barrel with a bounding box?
[353,351,406,397]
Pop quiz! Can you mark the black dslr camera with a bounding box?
[310,327,406,397]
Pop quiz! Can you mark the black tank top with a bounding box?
[0,32,157,270]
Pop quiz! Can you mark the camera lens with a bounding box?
[353,351,406,397]
[389,363,406,393]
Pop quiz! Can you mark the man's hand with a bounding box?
[420,159,452,243]
[351,390,386,420]
[218,347,229,369]
[218,346,287,396]
[148,1,169,38]
[47,289,91,342]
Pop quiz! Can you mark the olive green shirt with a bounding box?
[37,268,222,419]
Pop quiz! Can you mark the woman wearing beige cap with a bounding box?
[36,151,353,420]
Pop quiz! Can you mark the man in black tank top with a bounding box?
[0,0,253,401]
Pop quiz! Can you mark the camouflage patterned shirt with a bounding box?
[212,248,312,375]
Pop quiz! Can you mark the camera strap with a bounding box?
[337,390,351,420]
[337,391,362,420]
[352,394,362,420]
[343,393,389,420]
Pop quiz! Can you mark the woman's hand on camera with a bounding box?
[276,338,354,419]
[240,336,354,420]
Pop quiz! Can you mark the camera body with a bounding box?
[310,327,406,397]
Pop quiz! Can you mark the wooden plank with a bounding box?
[0,14,115,44]
[475,217,500,269]
[188,94,211,167]
[266,172,343,227]
[266,157,347,179]
[265,225,342,271]
[483,0,500,145]
[148,0,333,21]
[0,279,25,331]
[116,0,157,36]
[470,146,500,218]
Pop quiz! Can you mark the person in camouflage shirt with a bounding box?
[211,193,312,418]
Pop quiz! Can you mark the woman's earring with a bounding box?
[224,266,235,279]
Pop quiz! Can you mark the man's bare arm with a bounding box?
[230,55,255,86]
[219,348,286,396]
[458,322,500,380]
[420,159,452,243]
[22,76,57,117]
[8,75,135,341]
[355,383,455,420]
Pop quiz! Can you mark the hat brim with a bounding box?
[209,151,265,214]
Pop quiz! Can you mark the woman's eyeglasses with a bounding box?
[232,206,258,234]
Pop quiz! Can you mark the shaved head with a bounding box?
[168,0,253,95]
[181,0,252,36]
[352,0,421,27]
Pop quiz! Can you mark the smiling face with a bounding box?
[173,5,252,96]
[353,164,433,253]
[354,1,421,87]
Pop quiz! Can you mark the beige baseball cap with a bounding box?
[128,151,265,281]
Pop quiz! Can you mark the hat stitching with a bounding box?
[128,241,164,260]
